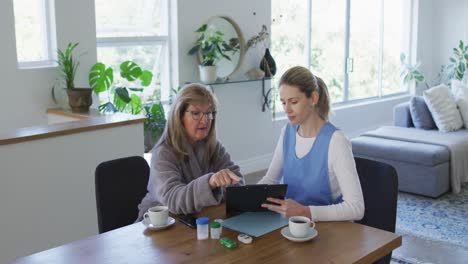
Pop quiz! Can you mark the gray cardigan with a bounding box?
[137,140,243,218]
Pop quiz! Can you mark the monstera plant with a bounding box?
[89,60,153,114]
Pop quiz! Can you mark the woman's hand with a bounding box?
[209,169,241,189]
[261,197,312,219]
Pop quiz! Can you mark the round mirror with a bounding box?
[199,16,245,80]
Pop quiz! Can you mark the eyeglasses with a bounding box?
[185,110,217,120]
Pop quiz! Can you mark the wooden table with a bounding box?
[12,205,401,264]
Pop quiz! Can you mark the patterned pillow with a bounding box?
[409,96,436,130]
[423,84,463,132]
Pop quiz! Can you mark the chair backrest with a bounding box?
[354,157,398,264]
[95,156,150,233]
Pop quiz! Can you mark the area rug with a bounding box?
[395,184,468,249]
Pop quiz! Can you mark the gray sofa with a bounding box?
[351,102,468,198]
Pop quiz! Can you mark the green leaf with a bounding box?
[114,87,131,103]
[450,57,456,63]
[89,62,113,93]
[459,40,464,51]
[188,45,200,55]
[98,102,116,113]
[415,75,424,82]
[130,94,142,114]
[129,88,144,92]
[195,24,207,32]
[120,61,142,81]
[400,53,406,63]
[139,70,153,86]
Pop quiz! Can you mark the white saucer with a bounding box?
[281,226,317,242]
[142,216,175,230]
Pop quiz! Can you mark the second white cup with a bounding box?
[144,206,169,226]
[289,216,315,238]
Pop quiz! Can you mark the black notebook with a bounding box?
[226,184,288,216]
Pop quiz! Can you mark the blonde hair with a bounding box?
[159,83,218,163]
[279,66,330,120]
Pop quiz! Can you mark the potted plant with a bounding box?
[188,24,238,83]
[440,40,468,85]
[57,42,92,112]
[400,52,427,90]
[143,102,166,152]
[89,60,153,114]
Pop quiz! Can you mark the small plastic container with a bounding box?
[196,217,209,240]
[210,221,221,239]
[214,219,223,234]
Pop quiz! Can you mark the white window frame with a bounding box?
[95,0,172,104]
[16,0,57,69]
[271,0,415,112]
[327,0,413,105]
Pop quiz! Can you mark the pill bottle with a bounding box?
[210,221,221,239]
[214,218,223,234]
[196,217,209,240]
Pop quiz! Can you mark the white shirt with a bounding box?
[258,126,364,222]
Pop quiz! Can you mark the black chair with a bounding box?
[354,157,398,264]
[95,156,150,233]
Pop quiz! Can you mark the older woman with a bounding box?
[138,83,243,217]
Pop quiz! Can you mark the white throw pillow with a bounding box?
[423,84,463,132]
[451,80,468,128]
[451,79,468,97]
[456,90,468,128]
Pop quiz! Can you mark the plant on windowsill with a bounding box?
[89,60,153,114]
[400,52,428,91]
[188,24,239,84]
[56,42,92,113]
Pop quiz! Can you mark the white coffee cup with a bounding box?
[288,216,315,238]
[144,206,169,226]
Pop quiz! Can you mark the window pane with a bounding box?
[97,45,164,102]
[271,0,308,112]
[310,0,346,104]
[13,0,49,62]
[382,0,404,95]
[95,0,166,37]
[348,0,380,100]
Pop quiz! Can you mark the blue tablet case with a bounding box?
[222,211,288,237]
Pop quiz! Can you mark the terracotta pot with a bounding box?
[67,88,92,113]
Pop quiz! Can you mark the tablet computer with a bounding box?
[226,184,288,216]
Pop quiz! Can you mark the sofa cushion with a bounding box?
[351,136,449,166]
[452,80,468,128]
[423,84,463,132]
[393,102,414,127]
[409,96,436,130]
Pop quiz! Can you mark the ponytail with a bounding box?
[315,76,330,120]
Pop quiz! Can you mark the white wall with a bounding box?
[177,0,409,174]
[0,124,143,263]
[418,0,468,89]
[0,0,96,131]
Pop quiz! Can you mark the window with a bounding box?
[13,0,57,68]
[272,0,411,107]
[95,0,171,103]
